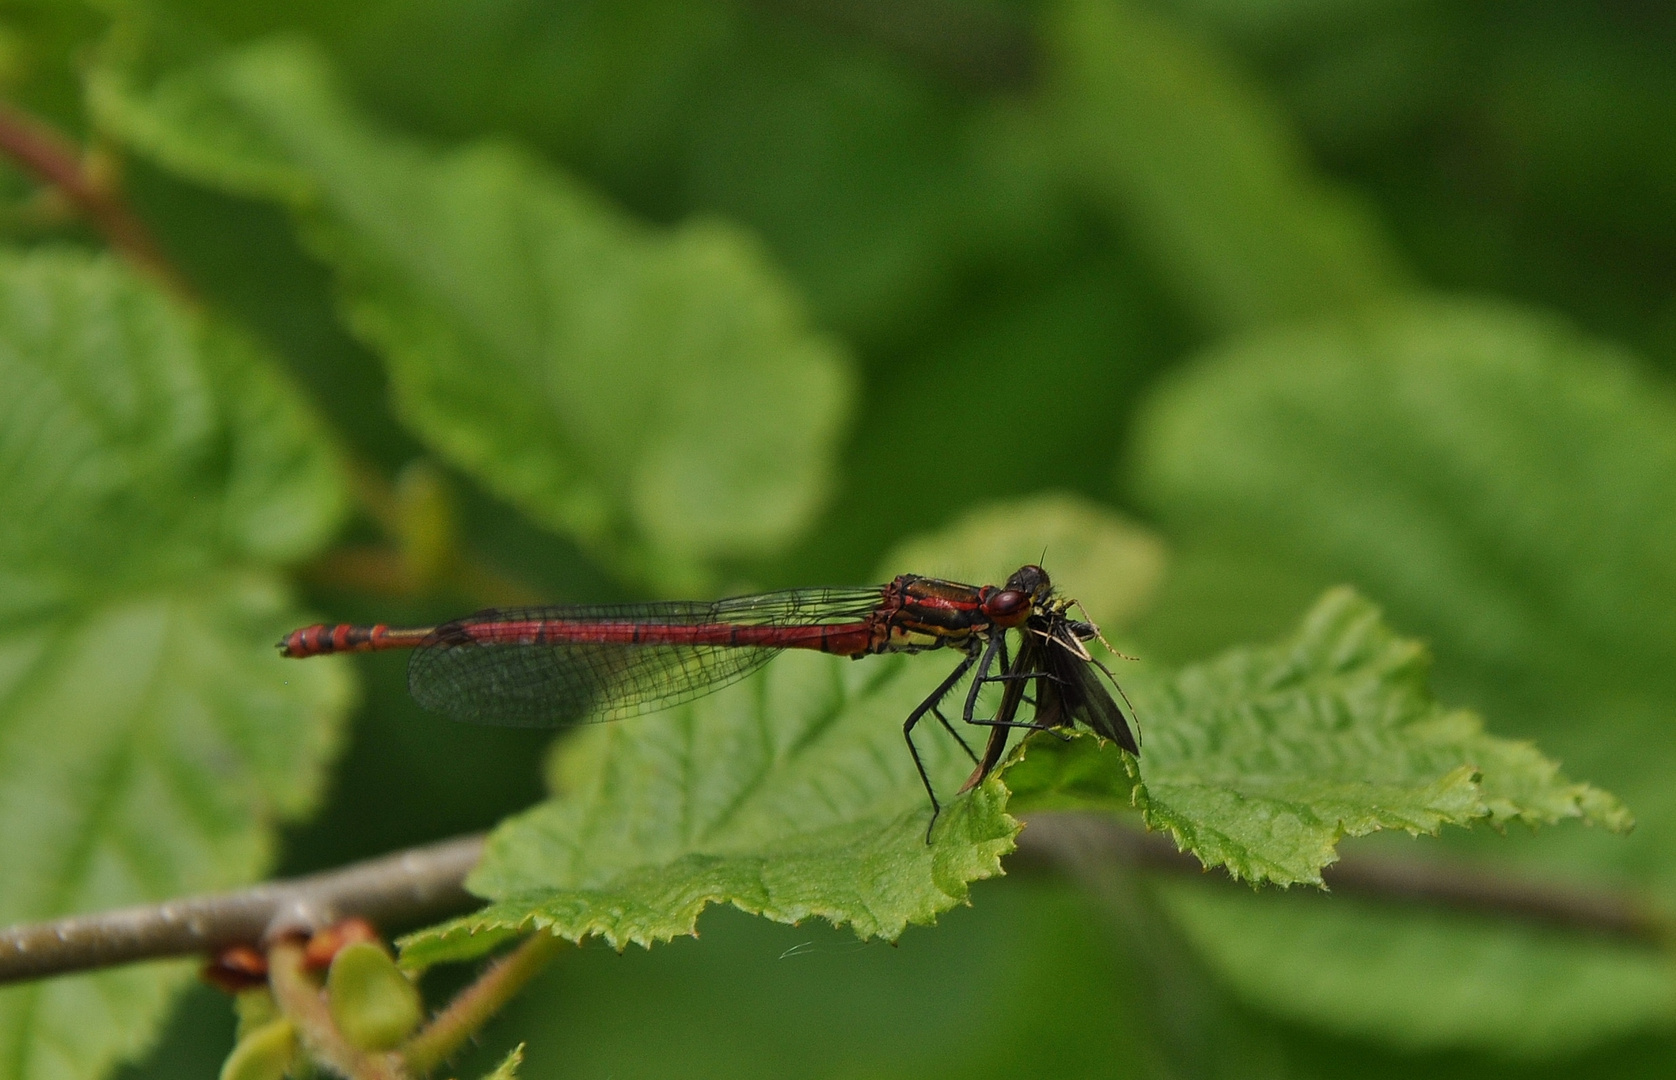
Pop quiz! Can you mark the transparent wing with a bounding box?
[407,587,884,728]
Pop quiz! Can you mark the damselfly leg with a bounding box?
[906,627,1071,842]
[901,646,981,842]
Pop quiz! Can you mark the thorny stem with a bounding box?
[268,939,409,1080]
[0,98,195,300]
[402,932,566,1076]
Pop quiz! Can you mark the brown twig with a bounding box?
[401,932,566,1076]
[268,938,409,1080]
[1016,813,1671,945]
[0,835,484,984]
[0,98,195,299]
[0,815,1662,992]
[0,814,1664,987]
[1321,840,1668,941]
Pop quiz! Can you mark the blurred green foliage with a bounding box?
[0,250,350,1080]
[0,0,1666,1076]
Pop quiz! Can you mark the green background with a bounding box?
[0,0,1671,1076]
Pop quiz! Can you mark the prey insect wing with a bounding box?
[1039,633,1138,753]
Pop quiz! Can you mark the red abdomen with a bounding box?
[280,624,433,657]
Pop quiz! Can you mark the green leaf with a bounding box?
[399,498,1617,964]
[1131,297,1668,869]
[1128,296,1668,1048]
[399,649,1018,966]
[1157,880,1676,1057]
[0,249,353,1080]
[0,2,110,138]
[1008,588,1627,885]
[1042,0,1408,331]
[91,36,854,591]
[313,0,1074,348]
[878,492,1169,634]
[437,880,1161,1080]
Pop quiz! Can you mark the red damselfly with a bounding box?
[280,565,1137,835]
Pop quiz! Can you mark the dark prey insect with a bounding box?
[280,565,1138,836]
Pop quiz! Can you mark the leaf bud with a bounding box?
[218,1017,296,1080]
[326,941,424,1050]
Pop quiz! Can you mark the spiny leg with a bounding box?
[933,706,979,763]
[975,671,1064,685]
[963,715,1075,741]
[903,648,981,842]
[958,632,1044,795]
[959,633,1007,729]
[934,630,1010,760]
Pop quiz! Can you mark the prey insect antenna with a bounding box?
[1053,627,1095,662]
[1029,621,1091,661]
[1069,599,1139,661]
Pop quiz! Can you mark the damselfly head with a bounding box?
[1003,564,1053,603]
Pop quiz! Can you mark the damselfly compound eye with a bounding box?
[981,588,1031,625]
